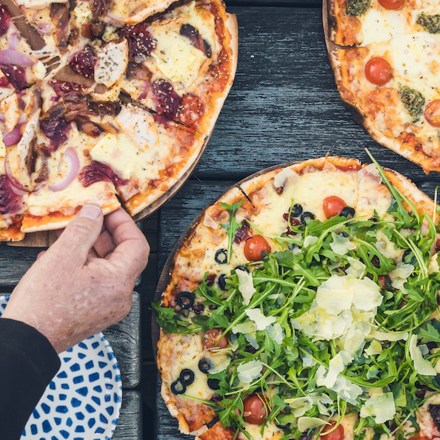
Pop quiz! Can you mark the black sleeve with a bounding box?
[0,318,61,440]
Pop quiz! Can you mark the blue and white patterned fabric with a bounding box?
[0,295,122,440]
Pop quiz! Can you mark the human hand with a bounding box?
[3,205,150,353]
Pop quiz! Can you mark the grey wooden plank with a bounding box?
[104,292,141,389]
[114,391,142,440]
[227,0,320,5]
[193,6,440,185]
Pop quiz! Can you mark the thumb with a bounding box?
[50,204,104,265]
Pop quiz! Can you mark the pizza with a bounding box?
[0,0,237,241]
[326,0,440,173]
[155,156,440,440]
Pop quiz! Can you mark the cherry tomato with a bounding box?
[378,275,391,290]
[243,394,267,425]
[378,0,404,9]
[320,422,345,440]
[424,100,440,127]
[202,329,228,350]
[323,196,347,218]
[244,235,271,261]
[365,57,393,86]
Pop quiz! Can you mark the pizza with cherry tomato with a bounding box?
[0,0,237,241]
[156,156,440,440]
[326,0,440,173]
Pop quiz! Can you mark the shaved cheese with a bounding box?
[330,375,363,405]
[429,254,440,274]
[371,329,408,342]
[409,335,436,376]
[390,263,414,290]
[297,417,328,432]
[237,360,263,384]
[208,357,231,374]
[267,323,284,344]
[245,308,276,331]
[304,235,318,248]
[364,340,383,357]
[360,393,396,424]
[236,269,256,306]
[273,167,298,189]
[232,321,256,335]
[375,230,403,260]
[330,233,356,255]
[316,351,352,388]
[95,40,128,87]
[346,257,366,279]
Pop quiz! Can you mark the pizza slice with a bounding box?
[116,0,237,133]
[329,0,439,46]
[331,31,440,172]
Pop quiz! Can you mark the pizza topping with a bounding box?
[214,248,228,264]
[175,291,195,310]
[39,107,70,148]
[234,219,251,244]
[0,6,10,37]
[340,206,355,218]
[179,368,195,386]
[400,86,426,121]
[300,211,315,224]
[78,160,127,188]
[320,422,344,440]
[243,394,267,425]
[424,100,440,128]
[323,196,347,218]
[359,392,396,424]
[50,80,83,96]
[198,358,212,374]
[48,147,80,192]
[417,14,440,34]
[0,174,24,214]
[94,40,128,88]
[3,124,22,146]
[0,50,34,69]
[346,0,371,16]
[152,79,181,120]
[409,334,436,376]
[218,274,228,291]
[50,3,70,50]
[92,0,110,19]
[0,65,28,90]
[364,57,393,86]
[243,235,271,262]
[180,24,212,58]
[202,329,228,350]
[69,45,97,79]
[125,22,156,61]
[170,379,186,395]
[429,405,440,430]
[377,0,404,10]
[207,378,220,390]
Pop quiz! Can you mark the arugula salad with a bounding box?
[155,159,440,440]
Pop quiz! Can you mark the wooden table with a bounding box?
[2,0,440,439]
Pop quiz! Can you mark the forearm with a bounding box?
[0,318,60,439]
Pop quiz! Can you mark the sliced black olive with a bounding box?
[171,379,186,395]
[427,341,437,350]
[198,358,212,374]
[371,255,381,268]
[218,274,228,291]
[291,203,303,217]
[402,249,416,264]
[207,378,220,390]
[234,265,249,273]
[340,231,349,238]
[192,303,205,315]
[215,249,228,264]
[206,416,220,429]
[300,211,315,224]
[180,369,195,386]
[210,394,222,403]
[176,291,195,310]
[340,206,355,218]
[429,404,440,430]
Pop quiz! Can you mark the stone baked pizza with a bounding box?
[0,0,237,241]
[155,155,440,439]
[326,0,440,173]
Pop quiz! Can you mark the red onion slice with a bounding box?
[48,147,80,192]
[4,158,27,196]
[8,33,19,50]
[3,124,21,146]
[0,49,35,67]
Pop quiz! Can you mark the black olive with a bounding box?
[198,358,212,374]
[427,341,437,350]
[234,265,249,273]
[215,249,228,264]
[371,255,381,268]
[429,404,440,430]
[209,304,218,310]
[206,416,220,429]
[180,369,195,386]
[245,345,257,354]
[402,249,415,263]
[207,378,220,390]
[218,274,228,291]
[300,211,315,224]
[340,206,355,218]
[176,291,195,310]
[291,203,303,217]
[192,303,205,315]
[171,379,186,395]
[416,388,427,399]
[340,231,349,238]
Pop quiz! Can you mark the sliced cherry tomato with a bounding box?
[424,100,440,127]
[202,329,228,350]
[365,57,393,86]
[323,196,346,218]
[243,394,267,425]
[244,235,271,261]
[378,0,404,10]
[320,422,345,440]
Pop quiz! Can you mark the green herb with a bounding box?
[220,200,245,263]
[417,13,440,34]
[346,0,371,16]
[400,86,426,121]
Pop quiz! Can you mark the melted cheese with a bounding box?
[16,0,67,8]
[240,422,283,440]
[360,9,406,46]
[72,1,92,28]
[0,93,19,132]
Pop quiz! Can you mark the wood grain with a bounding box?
[113,391,142,440]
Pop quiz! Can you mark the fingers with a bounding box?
[105,208,150,277]
[93,228,116,258]
[49,205,104,266]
